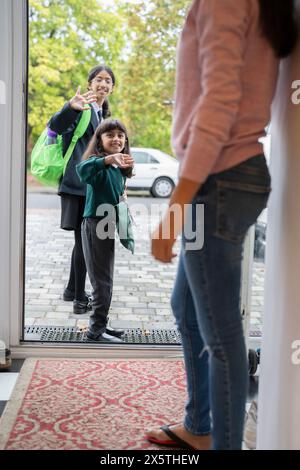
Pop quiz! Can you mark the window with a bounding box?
[131,152,158,164]
[131,151,151,164]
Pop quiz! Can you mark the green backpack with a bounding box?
[30,108,91,187]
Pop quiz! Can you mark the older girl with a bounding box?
[48,65,115,314]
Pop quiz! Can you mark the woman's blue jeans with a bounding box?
[171,154,271,450]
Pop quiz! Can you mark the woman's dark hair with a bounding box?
[88,65,116,118]
[259,0,298,58]
[82,119,133,178]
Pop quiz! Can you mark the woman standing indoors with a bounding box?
[148,0,298,450]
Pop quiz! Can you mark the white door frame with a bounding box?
[0,0,27,352]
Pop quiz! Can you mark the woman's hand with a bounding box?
[151,177,201,263]
[69,86,97,111]
[151,220,177,263]
[106,153,134,168]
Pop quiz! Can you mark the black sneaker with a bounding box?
[106,326,125,338]
[63,287,91,302]
[73,299,92,314]
[86,331,123,343]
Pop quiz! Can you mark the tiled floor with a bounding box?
[24,205,265,335]
[0,373,19,400]
[0,359,25,418]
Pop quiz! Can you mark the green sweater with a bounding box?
[76,156,125,218]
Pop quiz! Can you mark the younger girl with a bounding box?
[76,119,134,343]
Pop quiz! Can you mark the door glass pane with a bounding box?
[24,0,188,345]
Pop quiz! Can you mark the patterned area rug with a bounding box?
[0,358,186,450]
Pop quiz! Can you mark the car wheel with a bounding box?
[151,177,174,198]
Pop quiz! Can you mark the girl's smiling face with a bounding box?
[89,70,114,101]
[101,128,126,155]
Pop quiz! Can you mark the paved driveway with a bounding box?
[25,193,265,336]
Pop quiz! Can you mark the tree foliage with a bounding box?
[28,0,190,155]
[28,0,125,148]
[113,0,189,153]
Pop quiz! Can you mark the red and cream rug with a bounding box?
[0,358,186,450]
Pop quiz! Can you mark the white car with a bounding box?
[127,147,179,198]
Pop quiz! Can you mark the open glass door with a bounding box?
[3,0,265,360]
[23,0,190,349]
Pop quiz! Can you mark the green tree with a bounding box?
[28,0,190,157]
[113,0,190,154]
[28,0,125,151]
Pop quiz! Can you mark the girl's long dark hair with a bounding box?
[259,0,298,58]
[88,65,116,118]
[82,119,133,178]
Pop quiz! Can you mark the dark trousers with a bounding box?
[81,218,115,336]
[61,195,87,300]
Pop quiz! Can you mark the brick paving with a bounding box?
[25,206,265,335]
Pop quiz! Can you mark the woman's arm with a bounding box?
[178,0,249,184]
[151,177,201,262]
[152,0,250,263]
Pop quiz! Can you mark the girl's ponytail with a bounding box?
[259,0,298,58]
[102,98,111,119]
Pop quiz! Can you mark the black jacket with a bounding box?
[48,102,99,196]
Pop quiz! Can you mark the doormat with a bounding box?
[0,358,186,450]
